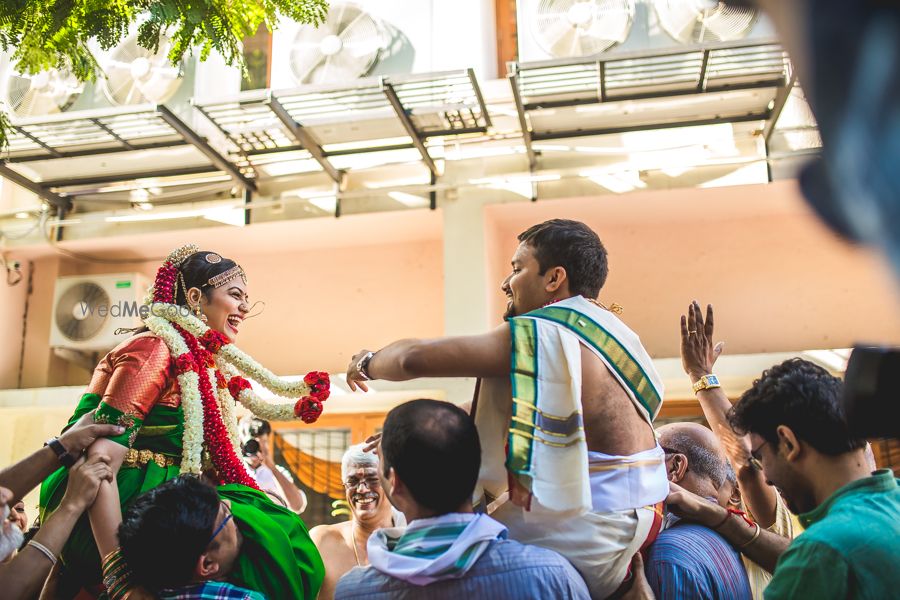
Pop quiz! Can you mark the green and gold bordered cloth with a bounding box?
[505,295,664,514]
[39,394,325,600]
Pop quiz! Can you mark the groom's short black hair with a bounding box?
[118,476,220,592]
[381,399,480,514]
[518,219,608,298]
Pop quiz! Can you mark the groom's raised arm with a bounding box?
[346,325,511,390]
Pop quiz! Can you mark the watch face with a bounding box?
[707,375,720,385]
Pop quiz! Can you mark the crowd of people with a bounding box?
[1,0,899,597]
[0,215,896,600]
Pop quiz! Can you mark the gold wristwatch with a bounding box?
[692,374,721,393]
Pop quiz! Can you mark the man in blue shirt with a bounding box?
[644,423,752,600]
[335,399,590,600]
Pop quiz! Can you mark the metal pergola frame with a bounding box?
[0,47,816,218]
[1,104,255,208]
[508,39,793,170]
[194,69,491,193]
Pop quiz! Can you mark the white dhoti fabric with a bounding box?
[472,295,667,598]
[492,498,662,599]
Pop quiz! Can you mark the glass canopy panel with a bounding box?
[527,88,774,137]
[391,70,489,134]
[517,63,600,106]
[5,105,182,161]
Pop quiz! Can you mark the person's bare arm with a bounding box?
[258,435,306,513]
[309,526,343,600]
[0,412,123,505]
[0,455,112,600]
[681,301,778,528]
[86,439,128,560]
[666,482,790,573]
[346,325,511,391]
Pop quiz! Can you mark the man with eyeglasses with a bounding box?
[311,444,404,600]
[118,476,264,599]
[665,358,900,599]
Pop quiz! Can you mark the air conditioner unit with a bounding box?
[50,273,150,353]
[270,0,497,88]
[516,0,775,63]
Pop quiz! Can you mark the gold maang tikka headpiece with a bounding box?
[206,265,248,289]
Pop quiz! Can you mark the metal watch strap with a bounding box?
[45,437,76,468]
[692,374,721,393]
[356,351,375,381]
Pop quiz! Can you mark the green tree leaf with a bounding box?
[0,0,329,149]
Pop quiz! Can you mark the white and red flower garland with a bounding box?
[142,246,331,482]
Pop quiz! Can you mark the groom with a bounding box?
[346,219,667,598]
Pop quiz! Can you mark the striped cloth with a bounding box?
[158,581,266,600]
[366,513,506,586]
[645,521,752,600]
[336,536,591,599]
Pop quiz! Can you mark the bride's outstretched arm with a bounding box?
[86,438,128,559]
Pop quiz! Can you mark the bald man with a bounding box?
[311,445,405,600]
[644,423,751,600]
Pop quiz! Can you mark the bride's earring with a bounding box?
[192,303,208,323]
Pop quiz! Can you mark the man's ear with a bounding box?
[729,483,742,509]
[544,266,567,293]
[776,425,802,462]
[667,454,688,483]
[195,551,220,580]
[388,467,404,497]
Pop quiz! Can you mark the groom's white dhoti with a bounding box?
[473,296,667,599]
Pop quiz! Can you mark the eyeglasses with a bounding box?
[208,501,233,544]
[343,477,381,491]
[749,440,770,471]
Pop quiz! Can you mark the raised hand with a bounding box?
[680,300,724,381]
[362,432,382,454]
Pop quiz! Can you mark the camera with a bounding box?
[248,418,271,438]
[843,345,899,439]
[241,438,261,458]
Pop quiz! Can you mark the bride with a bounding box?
[40,244,329,599]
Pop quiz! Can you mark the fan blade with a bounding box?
[699,7,755,41]
[337,14,382,61]
[658,1,702,43]
[17,90,59,116]
[590,6,633,42]
[547,26,581,58]
[536,18,579,56]
[293,51,327,84]
[5,74,32,107]
[134,67,182,103]
[102,59,137,72]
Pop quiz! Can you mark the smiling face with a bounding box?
[748,431,812,515]
[8,502,26,533]
[501,242,556,319]
[345,466,389,522]
[200,281,250,342]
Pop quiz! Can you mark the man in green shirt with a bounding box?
[666,358,899,600]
